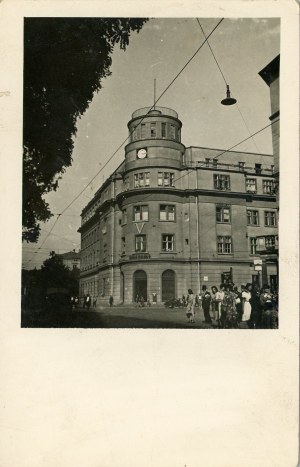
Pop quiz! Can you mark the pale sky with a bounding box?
[22,17,280,269]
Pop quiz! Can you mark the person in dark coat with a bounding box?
[201,285,212,324]
[85,293,91,310]
[249,282,261,328]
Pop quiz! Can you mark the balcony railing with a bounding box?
[184,160,274,175]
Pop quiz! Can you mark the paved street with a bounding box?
[21,304,250,329]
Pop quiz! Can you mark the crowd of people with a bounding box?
[184,283,278,328]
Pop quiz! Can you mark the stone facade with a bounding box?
[79,104,278,305]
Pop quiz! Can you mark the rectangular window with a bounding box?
[133,205,149,222]
[139,173,145,187]
[161,122,166,138]
[216,206,231,223]
[158,172,175,187]
[255,163,262,175]
[121,236,126,254]
[134,172,150,188]
[135,235,147,252]
[123,176,129,190]
[247,210,259,226]
[246,178,257,193]
[160,205,175,221]
[264,211,276,227]
[121,208,127,224]
[170,124,175,139]
[217,236,232,254]
[263,179,274,194]
[214,174,230,191]
[265,235,276,249]
[132,127,137,141]
[150,123,156,138]
[249,237,257,255]
[141,124,146,139]
[162,234,175,252]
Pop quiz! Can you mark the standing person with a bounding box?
[224,284,238,328]
[211,286,219,321]
[233,286,243,323]
[85,293,91,310]
[241,284,252,325]
[186,289,196,323]
[260,286,273,328]
[249,282,261,328]
[109,295,114,307]
[216,284,225,326]
[201,285,212,324]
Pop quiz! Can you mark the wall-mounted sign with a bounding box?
[254,265,262,271]
[203,276,208,281]
[254,259,263,265]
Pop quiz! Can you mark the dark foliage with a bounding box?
[23,17,148,242]
[39,253,79,295]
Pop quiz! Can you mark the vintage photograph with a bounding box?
[22,17,280,329]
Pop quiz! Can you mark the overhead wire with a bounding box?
[24,18,277,270]
[196,18,261,153]
[79,118,278,269]
[23,18,225,268]
[25,115,277,270]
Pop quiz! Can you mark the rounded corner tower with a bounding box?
[124,106,185,172]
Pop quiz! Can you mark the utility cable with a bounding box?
[23,19,225,268]
[59,18,224,216]
[196,18,261,153]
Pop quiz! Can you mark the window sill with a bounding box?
[214,188,231,192]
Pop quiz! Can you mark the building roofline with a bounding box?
[258,55,280,86]
[81,160,125,215]
[185,146,273,157]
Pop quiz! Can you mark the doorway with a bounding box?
[162,269,175,302]
[133,270,147,302]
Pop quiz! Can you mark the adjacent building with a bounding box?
[57,250,81,270]
[79,99,278,304]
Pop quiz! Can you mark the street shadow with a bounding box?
[21,309,197,329]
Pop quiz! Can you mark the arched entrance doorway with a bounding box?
[133,270,147,302]
[162,269,175,302]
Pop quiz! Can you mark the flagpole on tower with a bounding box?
[154,78,156,110]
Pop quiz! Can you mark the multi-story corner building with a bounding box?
[79,103,278,304]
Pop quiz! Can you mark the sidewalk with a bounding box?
[22,303,250,329]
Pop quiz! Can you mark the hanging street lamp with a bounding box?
[221,84,237,105]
